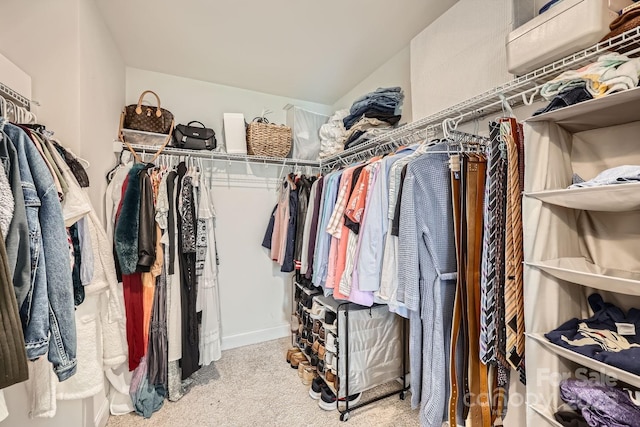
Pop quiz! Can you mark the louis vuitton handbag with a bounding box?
[122,90,174,134]
[119,90,175,163]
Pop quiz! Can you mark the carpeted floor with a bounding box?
[106,337,419,426]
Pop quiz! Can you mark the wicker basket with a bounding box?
[246,121,292,157]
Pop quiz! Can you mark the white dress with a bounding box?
[197,172,222,365]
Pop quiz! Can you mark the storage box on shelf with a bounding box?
[506,0,628,75]
[121,128,172,146]
[523,86,640,426]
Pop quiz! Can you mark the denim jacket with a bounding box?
[1,120,77,381]
[0,134,31,309]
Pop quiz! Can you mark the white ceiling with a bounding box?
[96,0,457,105]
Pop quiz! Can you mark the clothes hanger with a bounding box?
[5,99,16,122]
[0,96,6,119]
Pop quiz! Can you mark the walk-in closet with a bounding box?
[3,1,640,426]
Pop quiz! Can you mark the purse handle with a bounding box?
[135,90,163,118]
[119,109,174,163]
[187,121,206,128]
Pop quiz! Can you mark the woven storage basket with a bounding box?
[246,121,292,157]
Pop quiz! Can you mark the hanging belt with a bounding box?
[465,154,492,427]
[449,154,471,425]
[448,155,464,425]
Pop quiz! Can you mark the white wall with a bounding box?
[207,164,297,349]
[126,67,332,150]
[332,46,413,122]
[79,0,126,223]
[0,0,81,152]
[77,1,125,425]
[127,68,330,349]
[410,0,515,119]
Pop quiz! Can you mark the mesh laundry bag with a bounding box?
[291,107,328,161]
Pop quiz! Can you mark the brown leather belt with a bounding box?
[465,154,492,427]
[448,155,464,425]
[449,155,472,425]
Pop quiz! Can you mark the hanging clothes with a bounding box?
[281,176,299,273]
[397,142,457,427]
[2,119,77,381]
[176,164,200,380]
[197,172,222,366]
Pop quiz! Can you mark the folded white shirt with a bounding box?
[570,165,640,188]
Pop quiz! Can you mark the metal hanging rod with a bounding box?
[0,82,32,110]
[125,143,322,168]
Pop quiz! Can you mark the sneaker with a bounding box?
[338,393,362,409]
[318,385,337,411]
[324,310,337,326]
[325,332,337,353]
[290,314,300,333]
[309,377,324,400]
[290,352,306,369]
[325,351,335,369]
[310,354,320,367]
[298,360,310,377]
[304,343,313,356]
[286,347,298,363]
[308,300,324,318]
[301,366,316,386]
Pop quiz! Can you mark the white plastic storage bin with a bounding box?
[223,113,247,154]
[507,0,631,76]
[284,105,328,161]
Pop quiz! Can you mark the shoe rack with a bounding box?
[291,280,409,422]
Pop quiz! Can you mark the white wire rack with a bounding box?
[125,26,640,172]
[320,25,640,171]
[0,81,31,110]
[126,143,322,168]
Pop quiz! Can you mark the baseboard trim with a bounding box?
[94,395,110,427]
[221,324,290,350]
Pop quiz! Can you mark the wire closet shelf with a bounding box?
[122,26,640,172]
[0,81,31,110]
[319,25,640,171]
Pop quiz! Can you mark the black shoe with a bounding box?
[309,377,324,400]
[318,385,337,411]
[310,354,319,367]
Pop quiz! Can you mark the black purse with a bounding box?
[172,121,217,150]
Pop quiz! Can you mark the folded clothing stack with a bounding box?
[343,87,404,131]
[319,109,349,159]
[541,53,640,101]
[535,53,640,115]
[559,378,640,427]
[545,293,640,375]
[343,118,394,150]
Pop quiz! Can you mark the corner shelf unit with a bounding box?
[523,83,640,426]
